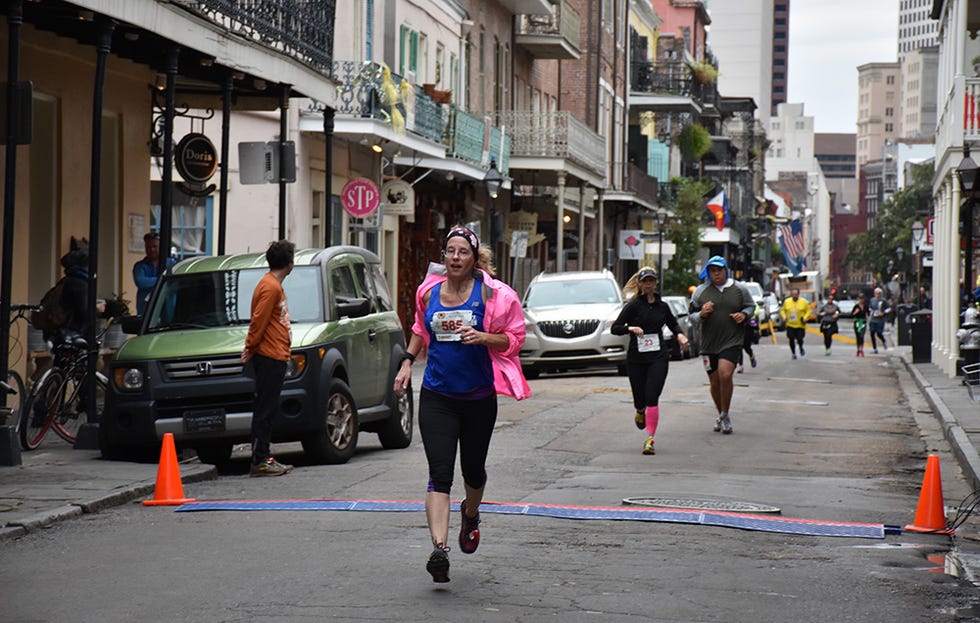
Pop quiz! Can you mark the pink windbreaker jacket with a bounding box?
[411,265,531,401]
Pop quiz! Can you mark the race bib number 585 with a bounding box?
[432,310,475,341]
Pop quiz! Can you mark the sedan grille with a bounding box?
[162,355,245,380]
[538,319,601,339]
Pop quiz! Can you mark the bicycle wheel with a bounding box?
[20,368,65,450]
[52,370,107,443]
[4,369,24,433]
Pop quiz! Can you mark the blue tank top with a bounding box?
[422,280,495,396]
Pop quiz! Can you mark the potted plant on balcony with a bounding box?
[687,60,718,85]
[972,55,980,76]
[676,123,712,163]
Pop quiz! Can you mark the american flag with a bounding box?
[778,219,807,275]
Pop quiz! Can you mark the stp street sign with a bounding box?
[341,178,380,218]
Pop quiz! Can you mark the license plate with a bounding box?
[183,408,226,433]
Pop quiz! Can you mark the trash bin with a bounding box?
[896,304,915,345]
[910,309,932,363]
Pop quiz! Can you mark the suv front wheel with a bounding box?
[377,380,413,449]
[303,378,358,464]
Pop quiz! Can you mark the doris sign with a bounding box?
[175,133,218,183]
[341,178,380,218]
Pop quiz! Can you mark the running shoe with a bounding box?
[737,364,744,374]
[791,353,797,360]
[642,436,655,455]
[719,413,733,434]
[458,500,481,554]
[713,417,722,432]
[634,410,645,430]
[426,545,451,583]
[750,356,757,368]
[249,457,293,477]
[873,348,879,354]
[825,348,831,356]
[799,346,806,357]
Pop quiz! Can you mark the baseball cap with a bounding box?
[698,255,728,280]
[638,268,658,281]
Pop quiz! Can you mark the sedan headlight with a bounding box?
[113,367,144,391]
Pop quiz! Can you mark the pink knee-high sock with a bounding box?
[645,406,659,437]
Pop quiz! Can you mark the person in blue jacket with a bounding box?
[132,232,174,315]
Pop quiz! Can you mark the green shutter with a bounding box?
[399,25,408,75]
[410,31,419,74]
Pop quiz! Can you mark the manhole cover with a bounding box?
[622,496,781,514]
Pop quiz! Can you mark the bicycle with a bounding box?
[19,320,110,450]
[2,304,42,432]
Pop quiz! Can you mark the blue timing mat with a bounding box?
[174,499,890,539]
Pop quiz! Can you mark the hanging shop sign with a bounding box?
[175,133,218,183]
[381,179,414,216]
[341,177,381,218]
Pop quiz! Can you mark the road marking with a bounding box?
[760,399,830,406]
[767,377,833,384]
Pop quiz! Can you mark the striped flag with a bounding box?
[778,218,807,276]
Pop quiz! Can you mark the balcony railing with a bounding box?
[496,111,606,181]
[624,163,659,202]
[630,61,716,105]
[447,108,510,173]
[174,1,336,75]
[515,0,581,59]
[332,61,447,145]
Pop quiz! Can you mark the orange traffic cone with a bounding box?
[143,433,196,506]
[904,454,953,534]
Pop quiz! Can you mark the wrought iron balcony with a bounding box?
[496,111,606,181]
[173,0,336,75]
[630,61,716,108]
[332,61,447,145]
[447,108,511,173]
[515,0,581,60]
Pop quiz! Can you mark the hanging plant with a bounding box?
[687,61,718,84]
[676,124,712,163]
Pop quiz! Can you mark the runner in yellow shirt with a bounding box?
[780,288,813,360]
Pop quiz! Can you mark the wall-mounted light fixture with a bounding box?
[484,157,504,200]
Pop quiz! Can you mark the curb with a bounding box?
[902,354,980,492]
[0,463,218,543]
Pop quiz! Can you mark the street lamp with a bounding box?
[656,207,668,296]
[956,146,980,307]
[484,157,504,200]
[911,219,925,305]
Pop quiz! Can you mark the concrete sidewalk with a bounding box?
[1,348,979,544]
[0,442,216,541]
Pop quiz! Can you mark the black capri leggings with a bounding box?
[418,387,498,495]
[626,357,669,412]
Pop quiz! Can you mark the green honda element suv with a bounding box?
[100,246,413,465]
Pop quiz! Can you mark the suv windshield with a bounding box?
[146,266,323,332]
[524,279,620,307]
[744,282,763,299]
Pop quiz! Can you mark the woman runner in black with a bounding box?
[611,267,688,455]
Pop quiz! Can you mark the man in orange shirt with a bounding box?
[241,240,295,476]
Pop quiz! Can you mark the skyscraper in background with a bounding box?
[898,0,939,62]
[771,0,789,116]
[706,0,785,123]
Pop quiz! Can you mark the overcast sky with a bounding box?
[788,0,899,134]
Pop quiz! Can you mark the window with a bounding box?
[885,107,894,116]
[885,123,894,132]
[150,182,212,260]
[435,43,444,86]
[399,26,421,77]
[886,75,895,85]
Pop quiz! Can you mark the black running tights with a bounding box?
[626,357,669,412]
[418,388,497,495]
